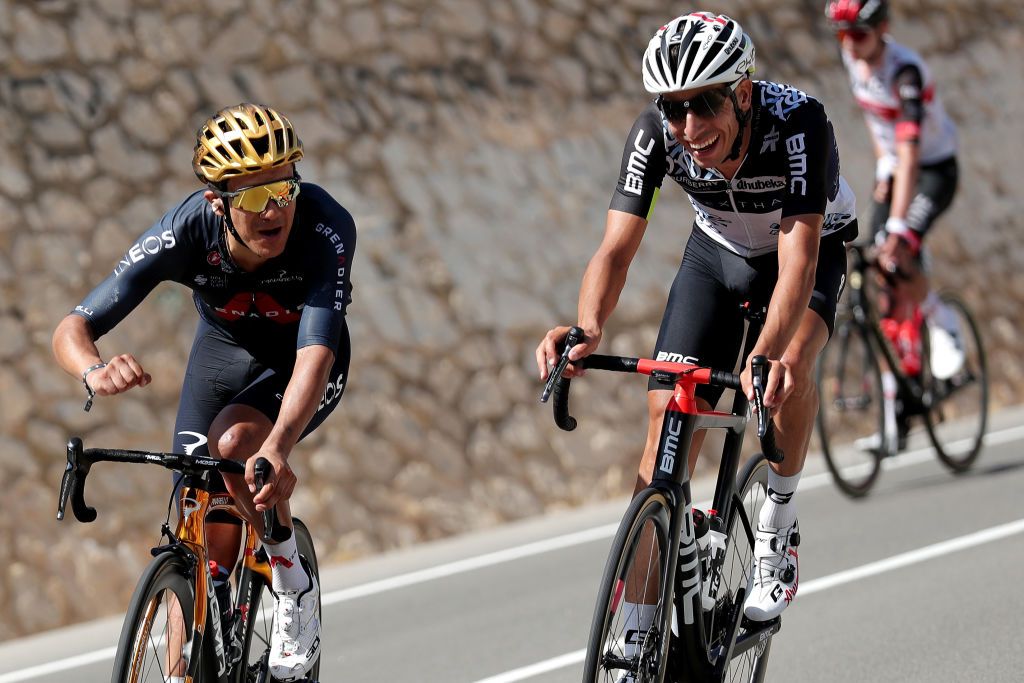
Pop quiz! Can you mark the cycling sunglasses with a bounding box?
[836,28,871,42]
[656,80,740,123]
[220,176,301,213]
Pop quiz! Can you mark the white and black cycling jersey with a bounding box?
[610,80,857,258]
[841,37,957,180]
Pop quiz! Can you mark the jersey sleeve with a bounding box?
[296,195,357,351]
[71,198,196,339]
[893,63,925,143]
[779,99,834,220]
[608,106,668,220]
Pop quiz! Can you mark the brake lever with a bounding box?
[750,355,770,439]
[253,457,291,544]
[540,326,584,403]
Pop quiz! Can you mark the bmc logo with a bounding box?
[658,413,685,475]
[655,351,699,364]
[624,129,655,196]
[786,133,808,196]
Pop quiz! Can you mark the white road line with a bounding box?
[322,523,620,606]
[4,423,1022,682]
[800,516,1024,595]
[0,649,117,683]
[471,516,1024,683]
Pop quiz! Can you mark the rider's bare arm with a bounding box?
[577,210,649,343]
[888,138,921,226]
[52,314,151,396]
[745,213,822,404]
[248,343,334,507]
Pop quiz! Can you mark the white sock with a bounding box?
[760,470,800,529]
[265,532,308,593]
[622,601,656,657]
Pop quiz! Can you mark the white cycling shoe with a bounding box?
[743,519,800,622]
[928,325,965,380]
[269,556,321,682]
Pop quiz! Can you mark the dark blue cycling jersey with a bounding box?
[72,182,356,368]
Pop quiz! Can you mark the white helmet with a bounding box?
[642,12,756,94]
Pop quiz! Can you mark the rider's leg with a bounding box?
[209,405,307,593]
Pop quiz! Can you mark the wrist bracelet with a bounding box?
[82,362,106,412]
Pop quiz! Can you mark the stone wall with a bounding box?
[1,0,1021,638]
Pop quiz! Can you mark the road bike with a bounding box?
[815,242,989,497]
[57,438,321,682]
[542,311,785,683]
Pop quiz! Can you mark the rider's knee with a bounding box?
[211,422,263,461]
[782,352,818,402]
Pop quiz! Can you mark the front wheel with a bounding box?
[583,488,674,683]
[711,454,773,682]
[922,293,989,472]
[111,552,207,682]
[234,517,321,682]
[816,316,886,497]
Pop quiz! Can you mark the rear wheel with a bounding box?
[234,518,321,682]
[922,293,989,472]
[583,488,674,683]
[816,316,886,497]
[112,553,207,682]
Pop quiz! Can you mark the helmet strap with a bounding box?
[213,188,257,255]
[725,88,751,162]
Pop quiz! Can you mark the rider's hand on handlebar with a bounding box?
[85,354,152,396]
[246,450,296,511]
[740,353,792,410]
[536,326,601,381]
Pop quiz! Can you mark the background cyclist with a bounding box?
[826,0,964,396]
[536,11,857,640]
[51,103,356,682]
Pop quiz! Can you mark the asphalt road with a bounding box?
[2,408,1022,683]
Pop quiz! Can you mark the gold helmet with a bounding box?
[192,103,304,185]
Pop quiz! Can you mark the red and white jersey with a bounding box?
[842,37,957,178]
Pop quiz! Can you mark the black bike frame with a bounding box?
[845,246,929,413]
[651,340,781,678]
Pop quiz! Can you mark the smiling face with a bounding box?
[204,164,299,269]
[662,80,752,171]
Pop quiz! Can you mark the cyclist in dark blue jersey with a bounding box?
[53,103,354,681]
[537,12,857,637]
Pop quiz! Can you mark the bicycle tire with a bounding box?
[922,293,989,473]
[583,488,674,683]
[816,315,886,497]
[234,517,321,682]
[111,552,209,683]
[714,454,773,682]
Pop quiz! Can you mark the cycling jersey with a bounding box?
[610,80,857,258]
[841,37,958,180]
[72,183,356,369]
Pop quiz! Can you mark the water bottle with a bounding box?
[694,509,724,611]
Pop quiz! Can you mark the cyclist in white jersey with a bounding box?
[537,12,859,637]
[827,0,964,398]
